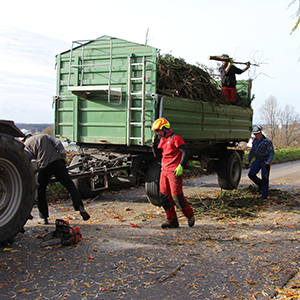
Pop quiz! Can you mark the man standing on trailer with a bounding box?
[21,130,90,224]
[151,117,195,228]
[219,54,250,103]
[246,125,275,199]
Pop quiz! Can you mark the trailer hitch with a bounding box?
[89,166,108,192]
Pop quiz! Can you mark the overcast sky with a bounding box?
[1,0,299,124]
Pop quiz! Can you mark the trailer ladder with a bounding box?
[127,56,146,146]
[67,38,122,105]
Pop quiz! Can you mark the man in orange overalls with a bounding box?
[151,117,195,228]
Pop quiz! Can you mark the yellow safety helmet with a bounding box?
[151,117,170,131]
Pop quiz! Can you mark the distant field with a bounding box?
[16,123,53,134]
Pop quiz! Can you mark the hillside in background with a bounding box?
[16,123,54,135]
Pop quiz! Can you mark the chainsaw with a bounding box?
[40,219,82,247]
[208,55,259,67]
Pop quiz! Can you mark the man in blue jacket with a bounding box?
[246,125,275,199]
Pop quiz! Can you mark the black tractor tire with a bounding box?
[145,159,161,207]
[0,134,35,245]
[70,155,102,199]
[217,150,242,190]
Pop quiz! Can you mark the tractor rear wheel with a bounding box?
[0,134,35,245]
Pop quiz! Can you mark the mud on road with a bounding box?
[1,161,300,299]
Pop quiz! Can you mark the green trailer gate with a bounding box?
[55,36,158,147]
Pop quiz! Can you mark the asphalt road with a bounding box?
[1,161,300,299]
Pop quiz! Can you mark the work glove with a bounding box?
[152,134,159,148]
[151,134,159,157]
[245,162,250,169]
[174,164,183,177]
[152,134,158,143]
[228,60,232,66]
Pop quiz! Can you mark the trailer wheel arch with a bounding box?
[217,150,242,190]
[145,159,161,207]
[0,134,35,245]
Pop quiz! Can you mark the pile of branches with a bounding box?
[156,54,226,105]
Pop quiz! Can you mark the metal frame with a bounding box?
[67,38,122,105]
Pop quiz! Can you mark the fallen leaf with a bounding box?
[129,223,141,228]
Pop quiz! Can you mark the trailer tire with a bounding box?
[145,159,161,207]
[70,155,102,199]
[0,134,35,245]
[217,151,242,190]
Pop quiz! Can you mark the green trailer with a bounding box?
[54,36,253,205]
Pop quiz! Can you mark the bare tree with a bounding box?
[42,126,54,136]
[289,0,300,33]
[278,104,300,146]
[259,96,281,143]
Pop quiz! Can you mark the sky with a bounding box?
[0,0,299,124]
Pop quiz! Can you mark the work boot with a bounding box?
[79,206,90,221]
[188,216,195,227]
[161,219,179,229]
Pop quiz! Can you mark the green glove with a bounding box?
[174,164,183,177]
[152,134,159,146]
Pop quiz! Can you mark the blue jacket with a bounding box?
[247,136,275,164]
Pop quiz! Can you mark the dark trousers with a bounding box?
[248,160,269,199]
[38,160,83,219]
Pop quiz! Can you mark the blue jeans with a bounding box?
[248,160,269,199]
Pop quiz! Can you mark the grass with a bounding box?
[46,182,70,202]
[242,147,300,165]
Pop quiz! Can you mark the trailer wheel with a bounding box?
[0,134,35,245]
[217,151,242,190]
[70,155,102,199]
[145,159,161,207]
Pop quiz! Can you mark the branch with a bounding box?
[159,264,185,282]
